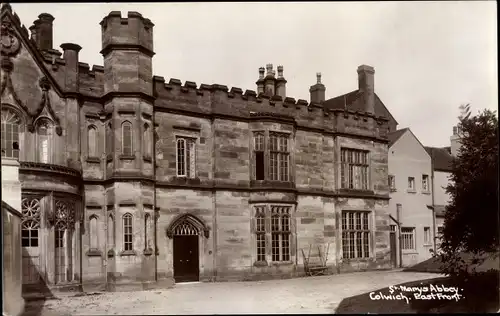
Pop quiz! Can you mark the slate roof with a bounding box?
[323,90,398,125]
[387,128,409,147]
[424,146,454,172]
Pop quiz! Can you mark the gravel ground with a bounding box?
[23,270,442,315]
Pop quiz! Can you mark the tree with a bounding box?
[440,105,499,276]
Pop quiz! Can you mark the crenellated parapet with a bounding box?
[153,76,389,141]
[100,11,154,57]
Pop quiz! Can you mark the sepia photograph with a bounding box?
[1,1,498,315]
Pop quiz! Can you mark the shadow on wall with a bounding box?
[20,248,55,316]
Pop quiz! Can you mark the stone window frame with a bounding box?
[121,121,133,157]
[401,226,416,251]
[340,147,370,191]
[251,203,296,267]
[36,117,55,164]
[87,125,99,159]
[143,122,152,161]
[1,106,25,160]
[251,130,292,183]
[175,135,197,178]
[122,213,134,252]
[105,121,113,161]
[341,210,372,260]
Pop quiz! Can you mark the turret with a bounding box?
[100,11,155,95]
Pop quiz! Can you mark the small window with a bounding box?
[1,108,21,159]
[37,119,54,163]
[424,227,431,245]
[253,132,265,180]
[106,122,113,156]
[408,177,415,190]
[401,227,415,250]
[55,229,64,248]
[422,174,429,192]
[122,121,133,156]
[123,213,133,251]
[176,137,196,178]
[143,123,151,157]
[388,175,396,191]
[88,126,98,157]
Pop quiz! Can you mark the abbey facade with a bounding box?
[1,4,398,293]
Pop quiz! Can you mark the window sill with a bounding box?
[406,189,417,194]
[143,248,154,256]
[402,250,418,254]
[341,257,372,263]
[120,250,137,256]
[423,244,433,247]
[1,158,19,166]
[87,249,102,257]
[119,155,136,161]
[390,188,397,192]
[143,155,152,163]
[270,261,294,266]
[86,157,100,164]
[107,249,115,258]
[421,191,431,195]
[253,260,268,267]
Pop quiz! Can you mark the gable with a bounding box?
[1,4,63,132]
[389,129,431,161]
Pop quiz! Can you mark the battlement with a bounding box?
[152,76,389,140]
[100,11,154,57]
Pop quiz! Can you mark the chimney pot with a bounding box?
[309,72,326,103]
[316,72,322,84]
[266,63,273,76]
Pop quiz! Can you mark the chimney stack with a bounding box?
[450,125,462,157]
[275,65,287,98]
[264,63,276,96]
[256,67,265,94]
[357,65,375,114]
[309,72,326,104]
[32,13,54,51]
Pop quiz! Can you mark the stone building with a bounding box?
[1,4,396,293]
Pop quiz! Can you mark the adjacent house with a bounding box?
[424,126,457,250]
[388,128,434,267]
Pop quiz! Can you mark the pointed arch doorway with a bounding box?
[167,214,210,283]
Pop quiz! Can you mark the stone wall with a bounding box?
[2,202,24,316]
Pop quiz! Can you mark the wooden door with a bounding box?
[173,235,199,283]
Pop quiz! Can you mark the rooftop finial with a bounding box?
[316,72,322,84]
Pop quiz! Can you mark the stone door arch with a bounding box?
[167,214,209,283]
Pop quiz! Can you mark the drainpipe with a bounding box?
[430,150,437,254]
[396,203,402,268]
[153,118,158,282]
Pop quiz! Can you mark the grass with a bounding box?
[335,270,499,314]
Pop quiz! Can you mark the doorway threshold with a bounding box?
[175,281,201,285]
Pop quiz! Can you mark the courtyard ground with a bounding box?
[22,270,442,315]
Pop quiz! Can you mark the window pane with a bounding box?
[177,139,185,176]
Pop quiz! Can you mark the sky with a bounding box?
[10,2,497,148]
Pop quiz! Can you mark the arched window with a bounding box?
[89,215,99,250]
[121,121,133,156]
[107,214,115,249]
[1,108,22,159]
[123,213,133,251]
[106,122,113,157]
[143,123,151,157]
[37,119,54,163]
[88,126,98,157]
